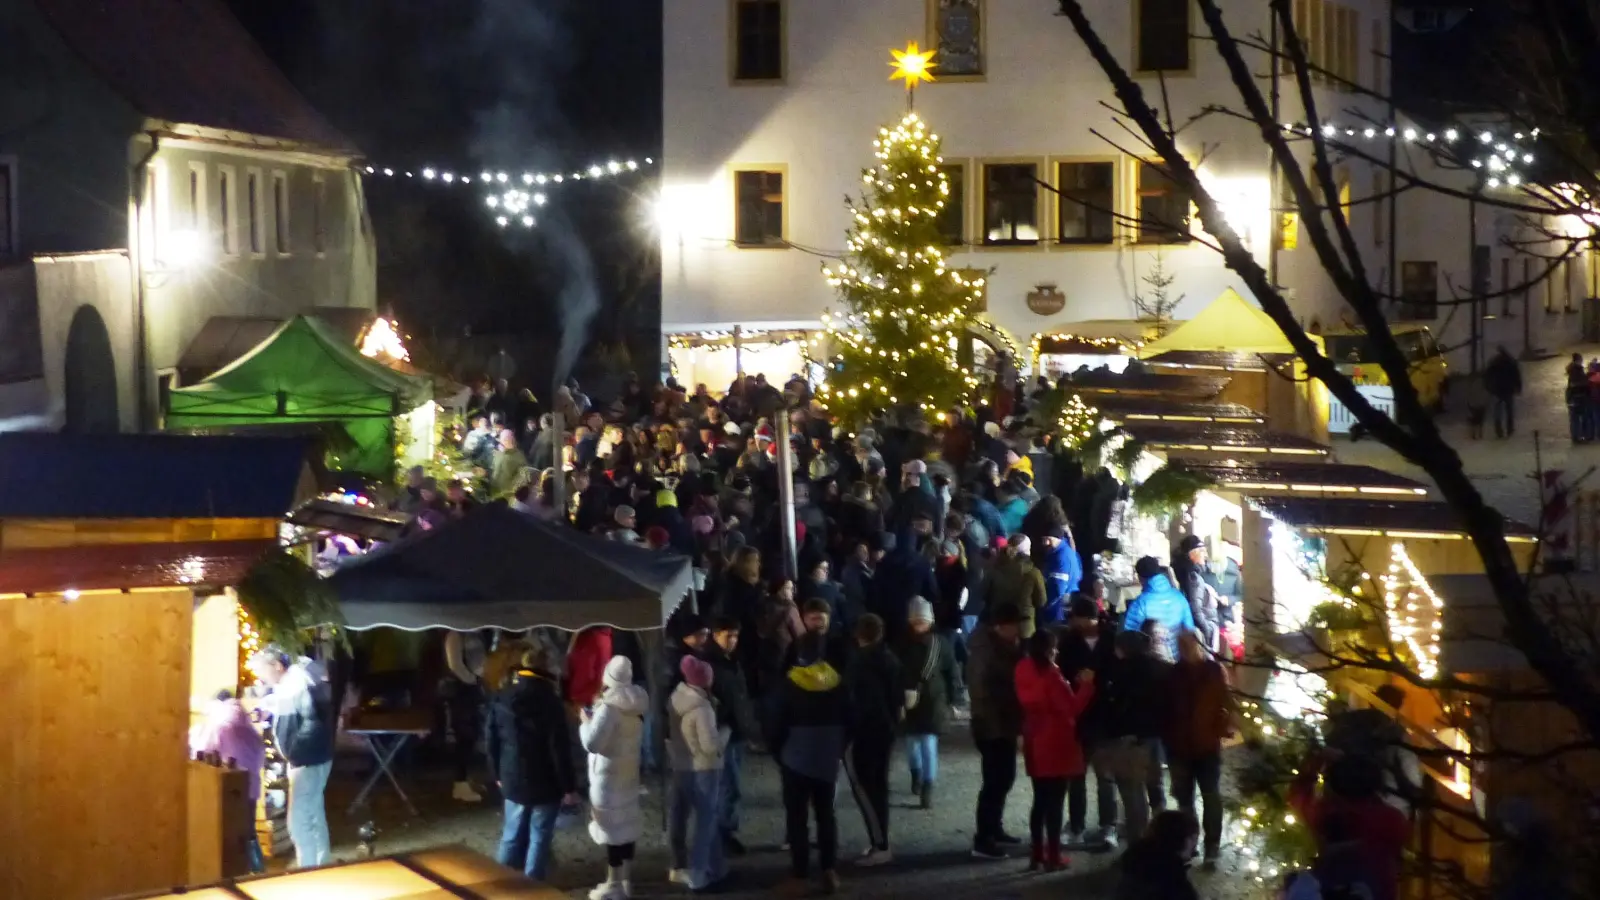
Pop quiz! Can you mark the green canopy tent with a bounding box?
[165,315,429,476]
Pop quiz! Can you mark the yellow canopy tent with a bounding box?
[1139,289,1329,442]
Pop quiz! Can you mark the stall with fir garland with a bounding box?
[818,43,988,425]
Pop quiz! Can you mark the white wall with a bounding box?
[662,0,1390,346]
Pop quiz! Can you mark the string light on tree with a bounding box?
[819,47,985,424]
[1286,120,1538,187]
[1056,392,1101,449]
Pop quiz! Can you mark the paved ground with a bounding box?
[1334,344,1600,529]
[310,732,1266,899]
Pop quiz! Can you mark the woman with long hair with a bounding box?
[1013,628,1095,871]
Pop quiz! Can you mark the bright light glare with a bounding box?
[164,229,209,268]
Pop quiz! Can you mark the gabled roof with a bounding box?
[0,433,313,519]
[33,0,355,153]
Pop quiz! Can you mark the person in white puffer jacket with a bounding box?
[580,656,649,900]
[667,656,730,891]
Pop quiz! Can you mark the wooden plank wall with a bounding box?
[0,587,192,900]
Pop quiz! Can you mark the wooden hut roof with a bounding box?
[1248,496,1537,538]
[0,538,276,593]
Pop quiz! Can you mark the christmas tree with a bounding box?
[820,44,985,424]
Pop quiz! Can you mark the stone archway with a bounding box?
[62,304,119,434]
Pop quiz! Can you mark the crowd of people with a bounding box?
[243,370,1423,900]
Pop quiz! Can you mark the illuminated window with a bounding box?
[929,0,983,77]
[1136,160,1192,244]
[1399,261,1438,320]
[1136,0,1191,72]
[936,163,966,245]
[982,162,1040,246]
[733,168,785,247]
[731,0,783,82]
[1056,161,1115,244]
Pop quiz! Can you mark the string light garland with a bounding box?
[1286,120,1538,188]
[1030,332,1139,360]
[1056,392,1101,449]
[1382,541,1445,679]
[360,156,655,228]
[818,56,987,424]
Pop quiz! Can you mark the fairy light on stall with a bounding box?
[1382,541,1444,679]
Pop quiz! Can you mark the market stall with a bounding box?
[1031,332,1141,377]
[1140,289,1330,442]
[667,328,821,391]
[1122,421,1331,462]
[166,315,432,478]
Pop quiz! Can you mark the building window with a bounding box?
[218,166,237,255]
[246,169,263,255]
[731,0,783,82]
[272,171,290,255]
[0,160,14,259]
[1500,257,1512,316]
[1136,160,1192,244]
[143,161,168,264]
[982,162,1040,246]
[187,162,207,235]
[930,0,983,77]
[1564,258,1576,312]
[1399,261,1438,320]
[1136,0,1191,72]
[313,175,327,255]
[1056,161,1115,244]
[733,168,785,247]
[936,163,966,245]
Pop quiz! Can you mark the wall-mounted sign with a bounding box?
[1027,284,1066,316]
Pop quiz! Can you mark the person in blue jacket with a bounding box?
[1038,525,1082,629]
[1121,556,1195,662]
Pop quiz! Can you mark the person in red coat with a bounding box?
[1013,629,1095,872]
[567,626,615,711]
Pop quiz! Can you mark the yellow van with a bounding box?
[1323,324,1448,409]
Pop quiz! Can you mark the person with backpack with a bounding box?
[1288,750,1409,900]
[765,632,853,897]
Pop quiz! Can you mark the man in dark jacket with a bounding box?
[253,648,336,869]
[966,602,1026,859]
[838,539,877,633]
[1166,630,1235,867]
[765,633,853,895]
[1095,630,1171,844]
[485,646,577,881]
[707,616,759,855]
[869,531,939,644]
[844,613,902,866]
[1485,345,1523,438]
[1057,596,1119,843]
[801,558,847,639]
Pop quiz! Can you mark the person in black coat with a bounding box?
[1484,345,1523,438]
[707,616,760,855]
[486,646,577,881]
[1096,631,1172,844]
[869,531,940,645]
[844,614,903,864]
[1057,595,1120,842]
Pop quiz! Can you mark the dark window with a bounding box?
[273,174,289,254]
[247,171,261,254]
[936,164,965,245]
[734,169,784,246]
[218,170,234,254]
[188,168,201,229]
[932,0,983,77]
[0,162,13,258]
[733,0,783,81]
[982,163,1039,246]
[1137,0,1191,72]
[313,177,327,254]
[1137,161,1192,243]
[1057,161,1115,244]
[1399,261,1438,320]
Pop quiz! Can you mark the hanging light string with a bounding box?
[1284,121,1538,189]
[359,156,656,228]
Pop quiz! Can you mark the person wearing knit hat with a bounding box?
[907,597,935,624]
[486,642,577,882]
[667,654,729,890]
[644,526,671,550]
[581,656,649,899]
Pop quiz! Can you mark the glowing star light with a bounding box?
[889,41,937,89]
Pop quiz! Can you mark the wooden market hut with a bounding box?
[0,433,318,900]
[1091,394,1267,427]
[1140,289,1331,443]
[1122,420,1331,463]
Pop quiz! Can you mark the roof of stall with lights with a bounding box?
[1055,370,1232,400]
[1249,496,1538,537]
[1187,461,1430,494]
[1121,422,1330,455]
[1143,350,1299,371]
[1090,395,1267,424]
[0,433,314,520]
[32,0,356,152]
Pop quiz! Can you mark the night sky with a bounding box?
[224,0,665,385]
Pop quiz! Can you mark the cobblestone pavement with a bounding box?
[316,732,1268,899]
[1334,344,1600,530]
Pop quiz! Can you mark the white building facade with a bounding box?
[662,0,1591,380]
